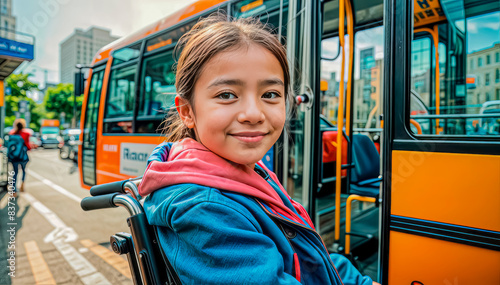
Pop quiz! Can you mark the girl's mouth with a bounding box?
[230,132,268,143]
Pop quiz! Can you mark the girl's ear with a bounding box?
[175,96,195,129]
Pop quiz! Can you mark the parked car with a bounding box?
[59,128,81,162]
[479,100,500,135]
[40,126,61,148]
[29,136,41,149]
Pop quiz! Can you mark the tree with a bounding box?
[4,73,44,131]
[44,83,83,124]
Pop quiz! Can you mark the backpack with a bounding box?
[7,134,29,163]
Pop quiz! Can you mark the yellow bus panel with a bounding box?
[388,231,500,284]
[391,150,500,232]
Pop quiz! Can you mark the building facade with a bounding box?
[467,43,500,108]
[0,0,16,40]
[59,27,119,83]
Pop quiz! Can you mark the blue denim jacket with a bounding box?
[143,164,373,284]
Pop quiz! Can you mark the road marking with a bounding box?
[22,193,78,243]
[80,239,132,279]
[21,193,112,285]
[27,170,82,203]
[24,241,56,285]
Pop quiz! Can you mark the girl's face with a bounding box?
[178,43,286,169]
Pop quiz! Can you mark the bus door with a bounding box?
[317,0,384,281]
[281,0,322,223]
[382,0,500,283]
[80,65,106,186]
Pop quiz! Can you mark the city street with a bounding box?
[0,149,133,285]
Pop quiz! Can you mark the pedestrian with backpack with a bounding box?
[8,118,31,196]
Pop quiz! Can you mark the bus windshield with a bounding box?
[41,127,60,135]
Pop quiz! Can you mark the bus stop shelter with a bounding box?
[0,29,34,137]
[0,29,34,189]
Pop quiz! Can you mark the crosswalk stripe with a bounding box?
[22,193,112,285]
[80,239,132,279]
[24,241,57,285]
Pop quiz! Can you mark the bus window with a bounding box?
[354,27,384,130]
[103,64,136,133]
[82,69,104,186]
[136,51,176,133]
[233,0,283,19]
[410,37,432,134]
[112,43,141,66]
[233,0,288,43]
[145,22,195,54]
[409,3,500,136]
[320,26,385,131]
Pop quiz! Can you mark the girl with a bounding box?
[139,15,375,285]
[8,118,31,195]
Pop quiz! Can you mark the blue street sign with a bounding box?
[0,38,34,61]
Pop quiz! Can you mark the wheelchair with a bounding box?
[80,178,181,285]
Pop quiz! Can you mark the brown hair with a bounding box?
[162,13,291,142]
[13,118,26,134]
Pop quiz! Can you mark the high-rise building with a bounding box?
[59,27,119,83]
[359,48,375,103]
[0,0,16,40]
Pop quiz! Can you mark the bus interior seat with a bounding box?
[350,134,381,198]
[322,130,348,178]
[344,134,381,255]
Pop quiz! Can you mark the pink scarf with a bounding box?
[139,138,314,228]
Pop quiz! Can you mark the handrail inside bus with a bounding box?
[411,113,500,119]
[334,0,355,243]
[334,0,346,243]
[409,119,423,135]
[414,25,441,134]
[345,0,354,138]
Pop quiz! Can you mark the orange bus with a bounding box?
[79,0,500,283]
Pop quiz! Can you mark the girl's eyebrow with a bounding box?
[207,78,245,89]
[259,78,284,87]
[207,78,284,89]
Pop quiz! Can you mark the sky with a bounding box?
[467,11,500,53]
[12,0,197,88]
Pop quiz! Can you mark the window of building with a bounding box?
[478,57,483,67]
[496,68,500,82]
[496,52,499,63]
[486,54,491,65]
[485,73,490,85]
[496,89,500,100]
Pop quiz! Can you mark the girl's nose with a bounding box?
[237,97,265,124]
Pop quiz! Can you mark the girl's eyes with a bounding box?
[216,92,237,100]
[262,92,281,99]
[215,91,281,100]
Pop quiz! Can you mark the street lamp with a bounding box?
[74,64,91,128]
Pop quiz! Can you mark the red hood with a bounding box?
[139,138,314,228]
